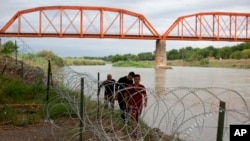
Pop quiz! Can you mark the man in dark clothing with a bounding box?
[99,74,116,111]
[115,71,135,123]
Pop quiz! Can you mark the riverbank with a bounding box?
[111,59,250,69]
[0,57,175,141]
[168,59,250,69]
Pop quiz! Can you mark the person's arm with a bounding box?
[114,79,120,100]
[98,81,104,96]
[144,95,147,107]
[117,77,123,89]
[143,87,147,107]
[99,80,105,88]
[115,77,124,96]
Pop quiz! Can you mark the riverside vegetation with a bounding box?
[84,42,250,69]
[0,42,173,140]
[1,40,249,140]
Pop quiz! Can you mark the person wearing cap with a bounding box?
[115,71,135,123]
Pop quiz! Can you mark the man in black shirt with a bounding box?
[99,74,116,111]
[116,71,135,123]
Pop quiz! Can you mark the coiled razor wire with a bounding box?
[43,66,250,141]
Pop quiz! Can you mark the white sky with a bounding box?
[0,0,249,57]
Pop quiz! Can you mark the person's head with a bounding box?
[107,74,112,80]
[134,74,141,85]
[127,71,135,81]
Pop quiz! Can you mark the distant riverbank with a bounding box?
[63,58,250,69]
[168,59,250,69]
[111,59,250,69]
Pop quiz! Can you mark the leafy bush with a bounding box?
[0,40,18,57]
[0,76,42,103]
[37,50,64,67]
[200,59,209,66]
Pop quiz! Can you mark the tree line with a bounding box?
[167,42,250,61]
[84,42,250,62]
[2,40,249,63]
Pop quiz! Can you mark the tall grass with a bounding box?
[0,76,41,103]
[64,58,105,66]
[19,51,64,70]
[0,75,45,126]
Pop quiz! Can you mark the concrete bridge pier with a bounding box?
[154,39,170,69]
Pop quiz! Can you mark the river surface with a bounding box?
[69,64,250,141]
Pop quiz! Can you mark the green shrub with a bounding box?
[47,103,75,118]
[0,76,42,103]
[200,59,209,66]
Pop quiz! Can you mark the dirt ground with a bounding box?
[0,122,71,141]
[0,115,86,141]
[0,120,138,141]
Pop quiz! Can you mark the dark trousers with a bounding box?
[118,97,128,122]
[104,94,114,109]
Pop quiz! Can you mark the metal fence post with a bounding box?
[80,77,84,141]
[216,101,226,141]
[97,72,100,120]
[15,40,17,65]
[46,60,51,103]
[21,62,24,82]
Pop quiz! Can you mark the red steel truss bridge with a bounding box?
[0,6,249,42]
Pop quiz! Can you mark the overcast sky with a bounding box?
[0,0,249,57]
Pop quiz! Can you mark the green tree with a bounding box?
[138,52,153,60]
[230,51,242,59]
[123,53,136,61]
[112,54,124,62]
[1,40,18,57]
[216,47,231,59]
[241,49,250,59]
[167,49,179,60]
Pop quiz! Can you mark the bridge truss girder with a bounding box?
[163,12,250,42]
[0,6,249,42]
[0,6,160,40]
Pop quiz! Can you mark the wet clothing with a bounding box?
[100,79,116,96]
[99,79,116,110]
[117,76,133,122]
[126,84,147,118]
[117,76,133,98]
